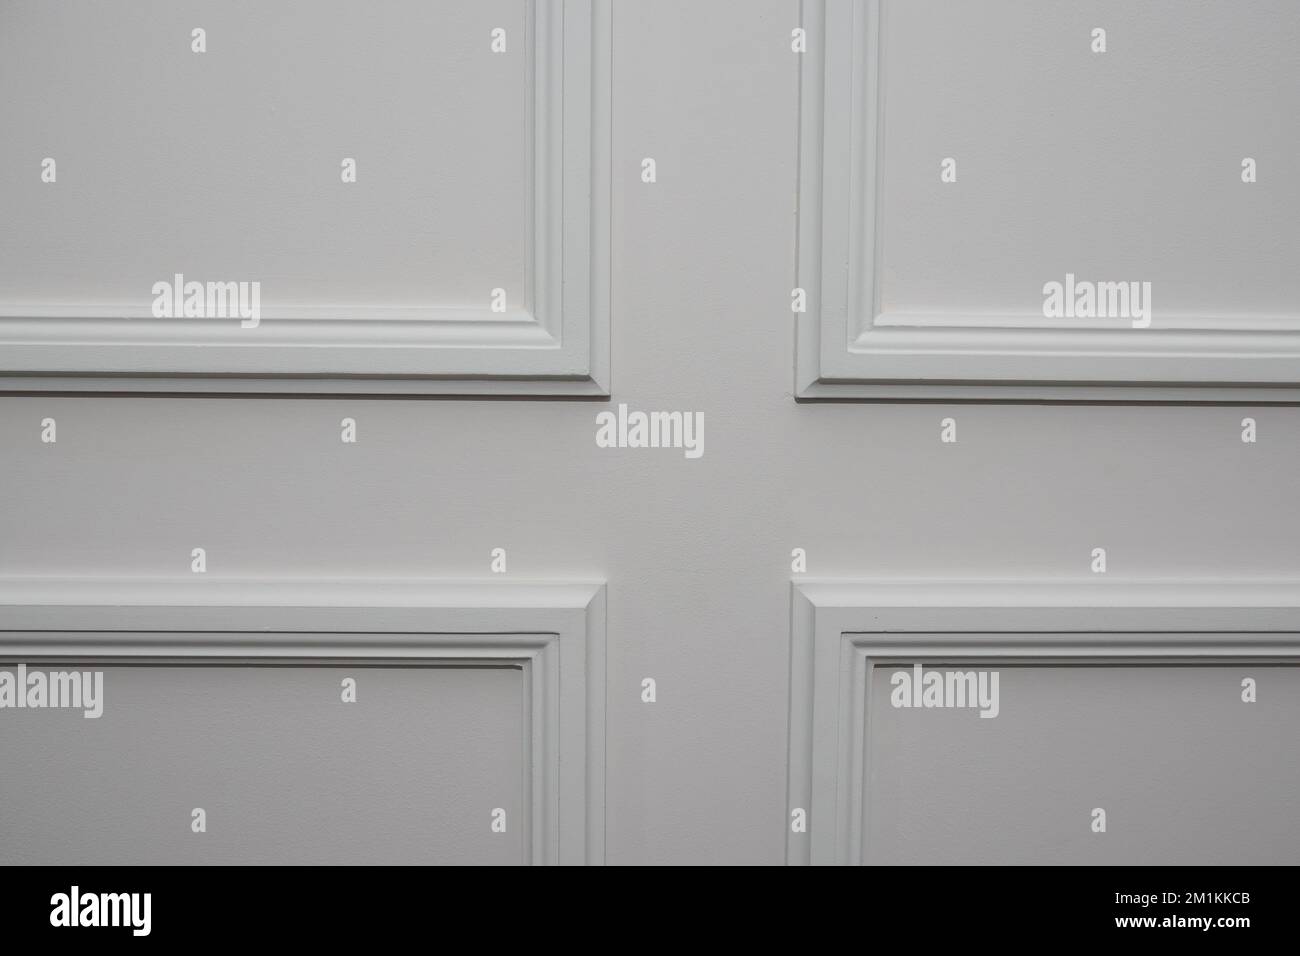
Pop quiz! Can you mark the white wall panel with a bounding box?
[0,0,610,394]
[797,0,1300,399]
[788,581,1300,864]
[0,578,606,865]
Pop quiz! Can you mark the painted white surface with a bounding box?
[1,0,1298,864]
[797,0,1300,397]
[0,0,610,393]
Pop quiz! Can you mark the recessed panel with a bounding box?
[0,0,528,313]
[796,0,1300,398]
[879,0,1300,327]
[866,663,1300,865]
[788,582,1300,864]
[0,1,610,393]
[0,662,528,865]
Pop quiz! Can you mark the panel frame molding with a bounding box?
[788,579,1300,865]
[795,0,1300,401]
[0,0,611,396]
[0,578,606,865]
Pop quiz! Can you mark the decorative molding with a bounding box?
[795,0,1300,401]
[0,0,610,396]
[0,577,606,866]
[787,579,1300,865]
